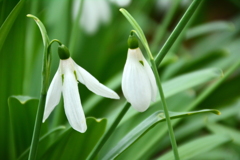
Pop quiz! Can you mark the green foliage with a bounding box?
[40,118,107,160]
[158,134,231,160]
[101,109,220,160]
[1,0,240,159]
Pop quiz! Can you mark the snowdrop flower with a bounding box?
[110,0,131,7]
[122,34,157,112]
[72,0,131,34]
[43,44,120,133]
[156,0,191,13]
[73,0,111,34]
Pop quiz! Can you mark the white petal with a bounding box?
[111,0,131,6]
[72,0,81,19]
[122,49,152,112]
[138,48,158,102]
[80,0,100,34]
[97,0,111,24]
[62,69,87,133]
[74,63,120,99]
[43,69,62,122]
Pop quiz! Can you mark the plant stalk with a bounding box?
[87,102,131,160]
[28,94,46,160]
[155,0,202,65]
[150,59,180,160]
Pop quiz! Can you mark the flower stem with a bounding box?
[155,0,203,65]
[28,94,46,160]
[87,102,131,160]
[150,59,180,160]
[26,14,51,160]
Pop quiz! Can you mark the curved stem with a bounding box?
[49,39,62,46]
[27,15,51,160]
[87,102,131,160]
[47,39,63,54]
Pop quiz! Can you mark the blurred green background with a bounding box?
[1,0,240,159]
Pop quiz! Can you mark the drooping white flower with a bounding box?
[122,34,157,112]
[110,0,131,7]
[43,44,119,133]
[156,0,191,13]
[72,0,131,34]
[73,0,111,34]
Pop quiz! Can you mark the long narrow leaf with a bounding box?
[186,21,235,39]
[0,0,25,51]
[207,123,240,145]
[158,134,231,160]
[101,109,220,160]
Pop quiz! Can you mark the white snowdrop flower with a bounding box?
[156,0,191,12]
[122,34,157,112]
[43,44,120,133]
[72,0,132,34]
[110,0,131,7]
[73,0,111,34]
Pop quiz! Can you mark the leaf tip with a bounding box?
[26,14,39,21]
[26,14,32,17]
[119,8,126,13]
[212,109,221,115]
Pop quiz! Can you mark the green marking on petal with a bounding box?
[139,60,144,66]
[61,74,64,84]
[74,71,78,81]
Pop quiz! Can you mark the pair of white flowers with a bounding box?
[43,38,157,133]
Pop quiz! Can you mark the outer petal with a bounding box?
[122,49,152,112]
[74,63,120,99]
[111,0,131,6]
[138,48,158,101]
[43,68,62,122]
[62,69,87,133]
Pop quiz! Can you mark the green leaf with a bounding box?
[0,0,25,51]
[26,14,50,47]
[17,126,66,160]
[186,21,235,39]
[101,109,219,160]
[86,68,222,116]
[10,95,38,104]
[8,96,39,159]
[26,14,50,93]
[207,123,240,146]
[162,68,222,98]
[102,92,194,160]
[39,117,107,160]
[157,134,231,160]
[173,100,240,144]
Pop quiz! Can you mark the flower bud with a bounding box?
[128,33,139,49]
[58,44,70,59]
